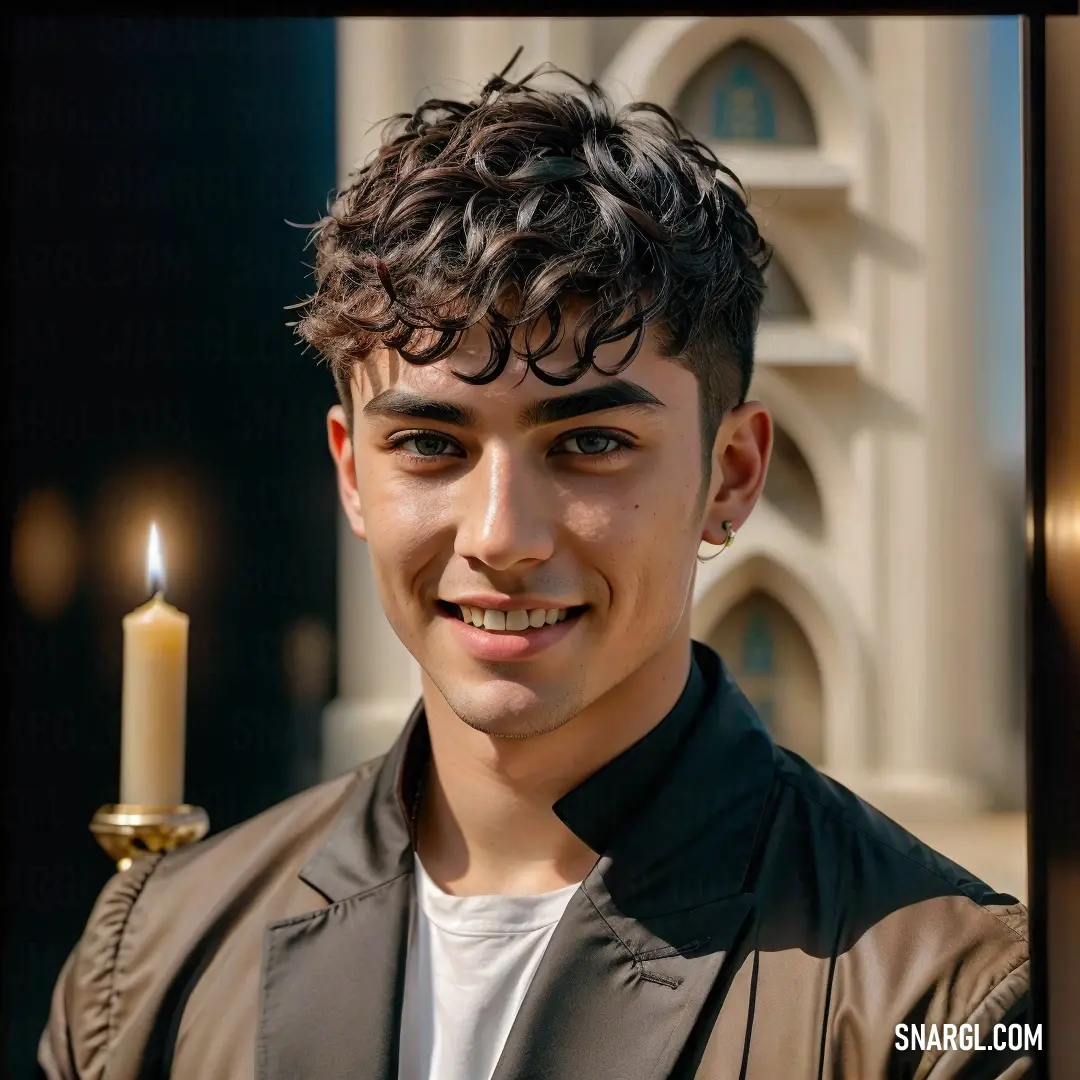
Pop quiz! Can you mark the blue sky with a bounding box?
[982,16,1025,469]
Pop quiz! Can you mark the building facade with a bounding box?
[322,16,1025,823]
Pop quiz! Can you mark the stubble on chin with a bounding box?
[435,678,588,740]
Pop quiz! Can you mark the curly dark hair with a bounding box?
[293,61,771,462]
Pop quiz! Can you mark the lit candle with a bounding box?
[119,523,189,807]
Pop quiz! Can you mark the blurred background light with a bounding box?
[11,487,82,621]
[284,616,333,705]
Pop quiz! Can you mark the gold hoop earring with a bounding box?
[697,521,736,562]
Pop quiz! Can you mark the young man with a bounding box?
[40,68,1030,1080]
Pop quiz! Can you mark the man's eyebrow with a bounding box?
[361,380,666,429]
[361,390,478,428]
[518,381,666,428]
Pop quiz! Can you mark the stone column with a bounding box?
[866,17,994,821]
[322,19,424,778]
[922,17,1005,809]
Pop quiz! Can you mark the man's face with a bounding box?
[328,323,767,739]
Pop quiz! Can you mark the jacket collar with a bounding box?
[299,639,775,913]
[552,645,708,856]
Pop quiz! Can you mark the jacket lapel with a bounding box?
[256,875,414,1080]
[255,703,427,1080]
[490,885,756,1080]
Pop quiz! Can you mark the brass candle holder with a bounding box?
[90,803,210,871]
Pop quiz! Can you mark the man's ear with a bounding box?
[701,401,773,547]
[327,404,366,540]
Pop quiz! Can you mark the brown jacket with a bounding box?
[39,643,1031,1080]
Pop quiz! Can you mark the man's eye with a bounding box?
[409,435,452,457]
[560,431,632,456]
[388,433,458,458]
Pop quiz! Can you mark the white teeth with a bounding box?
[453,604,575,630]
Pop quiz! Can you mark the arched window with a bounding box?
[707,589,823,764]
[762,253,811,320]
[675,40,817,147]
[763,424,825,539]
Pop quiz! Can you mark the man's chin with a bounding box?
[435,675,586,740]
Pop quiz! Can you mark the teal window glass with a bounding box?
[742,611,775,674]
[714,64,777,141]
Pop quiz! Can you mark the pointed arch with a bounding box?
[675,39,818,146]
[762,251,813,320]
[765,422,825,540]
[693,546,870,774]
[745,365,852,545]
[707,587,824,763]
[600,17,871,201]
[755,214,851,332]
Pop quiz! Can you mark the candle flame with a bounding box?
[146,522,166,595]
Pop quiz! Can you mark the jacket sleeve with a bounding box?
[37,855,163,1080]
[924,956,1034,1079]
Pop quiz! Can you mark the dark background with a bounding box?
[4,18,339,1075]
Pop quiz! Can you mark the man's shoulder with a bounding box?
[47,760,384,1077]
[750,748,1030,1062]
[85,757,382,945]
[149,758,381,893]
[767,747,1027,937]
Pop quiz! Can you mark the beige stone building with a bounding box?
[321,17,1027,898]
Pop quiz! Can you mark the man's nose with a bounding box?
[453,446,556,571]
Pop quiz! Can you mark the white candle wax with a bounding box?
[120,591,189,806]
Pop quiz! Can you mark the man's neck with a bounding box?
[415,635,694,897]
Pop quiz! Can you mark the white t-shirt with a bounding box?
[398,854,579,1080]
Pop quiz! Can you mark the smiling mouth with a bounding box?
[437,601,588,632]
